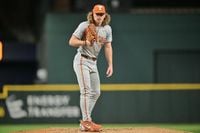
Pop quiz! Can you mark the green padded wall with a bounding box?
[45,13,200,83]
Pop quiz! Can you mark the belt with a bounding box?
[81,54,97,61]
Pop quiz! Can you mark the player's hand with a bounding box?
[106,65,113,77]
[84,40,93,46]
[98,36,108,45]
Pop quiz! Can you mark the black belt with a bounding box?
[81,54,97,61]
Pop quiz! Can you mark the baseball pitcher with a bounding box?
[69,4,113,132]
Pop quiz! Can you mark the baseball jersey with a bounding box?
[73,21,112,58]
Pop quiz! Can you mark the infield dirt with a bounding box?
[13,127,190,133]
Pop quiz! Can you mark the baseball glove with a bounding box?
[85,23,97,44]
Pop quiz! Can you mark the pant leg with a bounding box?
[89,70,101,116]
[73,55,92,121]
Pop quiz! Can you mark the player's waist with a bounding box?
[81,54,97,61]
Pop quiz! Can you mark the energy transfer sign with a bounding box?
[0,85,81,123]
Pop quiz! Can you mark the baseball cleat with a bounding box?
[91,121,102,130]
[80,120,102,132]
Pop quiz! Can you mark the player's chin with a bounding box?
[96,20,102,23]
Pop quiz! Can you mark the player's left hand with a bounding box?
[106,65,113,77]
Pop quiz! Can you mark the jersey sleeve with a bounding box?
[73,22,88,39]
[105,25,112,43]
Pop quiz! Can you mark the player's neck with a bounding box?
[95,22,102,26]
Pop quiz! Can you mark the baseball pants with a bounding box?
[73,53,101,121]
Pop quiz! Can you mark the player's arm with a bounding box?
[104,42,113,77]
[69,35,85,47]
[69,35,92,47]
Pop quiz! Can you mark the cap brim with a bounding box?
[94,11,105,14]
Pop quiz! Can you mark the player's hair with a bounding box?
[87,12,111,26]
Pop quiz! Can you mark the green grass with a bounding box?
[156,124,200,133]
[0,124,77,133]
[104,124,200,133]
[0,123,200,133]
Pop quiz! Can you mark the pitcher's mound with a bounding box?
[13,127,190,133]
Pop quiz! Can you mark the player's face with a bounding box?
[93,13,106,26]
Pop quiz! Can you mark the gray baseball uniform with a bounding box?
[72,21,112,121]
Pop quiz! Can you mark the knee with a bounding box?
[91,91,101,100]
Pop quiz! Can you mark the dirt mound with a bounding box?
[13,127,190,133]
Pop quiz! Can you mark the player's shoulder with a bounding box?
[79,21,89,27]
[104,24,111,28]
[103,25,112,32]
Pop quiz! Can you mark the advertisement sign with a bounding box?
[0,85,81,123]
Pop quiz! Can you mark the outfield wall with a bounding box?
[0,84,200,124]
[45,13,200,84]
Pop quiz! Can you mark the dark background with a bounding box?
[1,0,199,43]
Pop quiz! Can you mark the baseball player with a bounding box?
[69,4,113,132]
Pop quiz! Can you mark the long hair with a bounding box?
[87,12,111,26]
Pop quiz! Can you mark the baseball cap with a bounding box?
[92,4,106,14]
